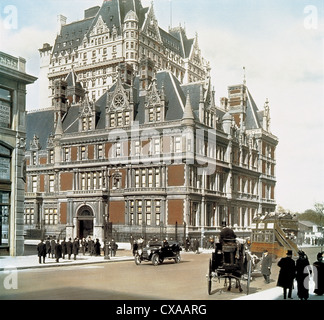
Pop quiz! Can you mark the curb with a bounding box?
[0,256,134,271]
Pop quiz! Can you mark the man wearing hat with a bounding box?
[277,250,296,299]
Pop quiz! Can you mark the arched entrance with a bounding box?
[77,205,94,239]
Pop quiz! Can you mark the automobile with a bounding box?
[134,240,182,266]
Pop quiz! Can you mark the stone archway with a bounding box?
[77,205,94,239]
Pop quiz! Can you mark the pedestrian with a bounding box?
[277,250,296,299]
[132,240,138,256]
[37,239,47,264]
[110,238,118,257]
[260,250,272,284]
[45,237,51,258]
[50,236,56,258]
[296,250,311,300]
[94,238,101,256]
[193,238,199,254]
[185,237,190,252]
[61,237,67,259]
[313,251,324,296]
[54,239,62,263]
[81,238,87,255]
[72,238,79,260]
[66,237,73,259]
[88,237,94,256]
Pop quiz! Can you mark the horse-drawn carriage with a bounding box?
[206,236,254,295]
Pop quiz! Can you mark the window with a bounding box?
[49,150,54,164]
[155,168,160,187]
[155,200,161,226]
[80,146,86,160]
[25,208,34,225]
[63,147,69,162]
[97,145,103,159]
[134,140,140,156]
[137,200,142,225]
[44,208,58,225]
[110,113,115,127]
[135,170,140,188]
[148,169,153,187]
[153,138,160,154]
[129,200,134,225]
[116,142,122,157]
[81,173,86,191]
[0,144,11,181]
[0,191,10,245]
[32,176,37,193]
[146,200,151,225]
[141,169,146,187]
[49,175,55,193]
[32,152,37,165]
[0,87,12,128]
[125,111,130,126]
[175,137,181,153]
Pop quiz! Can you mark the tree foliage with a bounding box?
[297,202,324,226]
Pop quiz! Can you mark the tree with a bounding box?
[298,202,324,226]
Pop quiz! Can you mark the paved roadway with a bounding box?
[0,247,322,301]
[0,252,263,300]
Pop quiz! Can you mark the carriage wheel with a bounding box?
[207,259,212,295]
[152,253,160,266]
[134,254,141,265]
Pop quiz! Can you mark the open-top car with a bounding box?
[134,240,182,266]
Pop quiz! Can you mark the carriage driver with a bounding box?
[219,221,237,245]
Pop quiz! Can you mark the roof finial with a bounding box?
[243,66,246,86]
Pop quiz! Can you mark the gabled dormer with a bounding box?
[198,78,217,128]
[141,2,162,43]
[79,92,99,132]
[144,77,166,123]
[106,67,134,128]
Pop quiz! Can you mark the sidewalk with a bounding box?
[0,241,134,271]
[234,279,324,300]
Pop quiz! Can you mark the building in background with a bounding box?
[0,51,37,256]
[25,0,278,244]
[39,0,209,108]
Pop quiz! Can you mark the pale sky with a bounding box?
[0,0,323,213]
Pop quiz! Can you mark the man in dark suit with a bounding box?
[37,239,47,264]
[54,240,62,263]
[260,250,272,284]
[277,250,296,299]
[67,238,73,259]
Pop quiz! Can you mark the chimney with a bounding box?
[57,14,67,35]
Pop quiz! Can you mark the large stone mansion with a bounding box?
[25,0,278,243]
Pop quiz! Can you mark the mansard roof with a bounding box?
[26,108,55,150]
[53,18,93,56]
[53,0,148,56]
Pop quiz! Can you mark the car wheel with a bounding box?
[135,255,141,265]
[152,253,160,266]
[174,253,181,263]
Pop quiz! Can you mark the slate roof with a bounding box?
[26,108,55,150]
[53,0,148,56]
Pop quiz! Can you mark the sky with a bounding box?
[0,0,323,213]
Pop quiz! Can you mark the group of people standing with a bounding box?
[37,236,106,263]
[261,249,324,300]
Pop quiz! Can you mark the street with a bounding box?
[0,247,322,300]
[0,252,261,300]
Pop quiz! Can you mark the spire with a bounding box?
[182,91,195,124]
